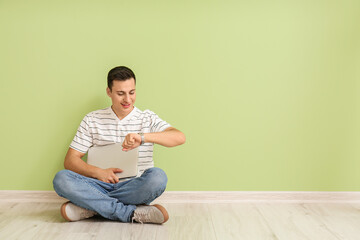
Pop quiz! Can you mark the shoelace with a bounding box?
[131,208,151,224]
[80,210,95,219]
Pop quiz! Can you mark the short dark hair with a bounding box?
[107,66,136,90]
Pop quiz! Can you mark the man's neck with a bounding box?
[111,105,134,120]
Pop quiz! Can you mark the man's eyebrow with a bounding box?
[116,89,136,93]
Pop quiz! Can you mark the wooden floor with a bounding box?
[1,200,360,239]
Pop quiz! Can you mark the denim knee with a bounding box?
[53,169,73,197]
[143,167,168,192]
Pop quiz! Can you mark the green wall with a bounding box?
[0,0,359,191]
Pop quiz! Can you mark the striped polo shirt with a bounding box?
[69,106,171,181]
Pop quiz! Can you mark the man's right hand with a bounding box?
[95,168,123,183]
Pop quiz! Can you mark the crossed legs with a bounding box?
[53,167,168,222]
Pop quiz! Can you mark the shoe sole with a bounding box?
[60,201,72,222]
[153,204,169,223]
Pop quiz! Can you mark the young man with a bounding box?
[53,66,185,224]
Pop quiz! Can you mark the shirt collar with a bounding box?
[109,105,138,123]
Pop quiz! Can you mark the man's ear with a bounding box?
[106,87,111,97]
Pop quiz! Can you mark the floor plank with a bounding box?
[1,201,360,240]
[209,203,277,240]
[161,203,217,240]
[255,203,341,240]
[302,203,360,240]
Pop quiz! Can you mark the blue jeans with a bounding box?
[53,167,168,222]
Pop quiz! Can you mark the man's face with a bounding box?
[106,78,136,116]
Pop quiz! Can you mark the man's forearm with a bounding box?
[144,128,186,147]
[64,156,100,179]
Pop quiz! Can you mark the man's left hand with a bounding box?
[122,133,141,151]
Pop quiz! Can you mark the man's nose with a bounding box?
[124,95,131,102]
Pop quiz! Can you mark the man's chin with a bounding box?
[120,105,133,110]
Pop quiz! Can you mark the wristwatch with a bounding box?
[138,132,145,145]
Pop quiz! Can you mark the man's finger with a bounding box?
[111,173,119,183]
[123,146,134,151]
[123,143,134,149]
[122,139,130,147]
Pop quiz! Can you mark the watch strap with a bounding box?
[138,132,145,145]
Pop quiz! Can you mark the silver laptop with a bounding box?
[87,143,139,179]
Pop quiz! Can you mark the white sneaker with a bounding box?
[132,204,169,224]
[60,201,97,222]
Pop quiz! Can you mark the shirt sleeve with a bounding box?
[69,115,93,153]
[149,112,172,133]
